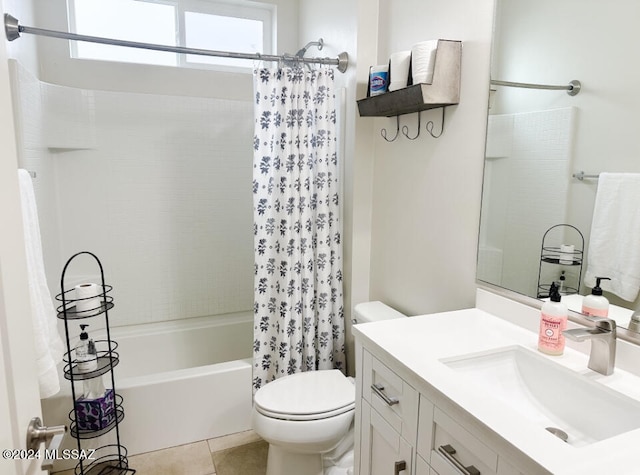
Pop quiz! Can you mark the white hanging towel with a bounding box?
[584,172,640,301]
[17,169,64,398]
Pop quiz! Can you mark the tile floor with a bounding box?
[53,430,268,475]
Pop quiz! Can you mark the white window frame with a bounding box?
[67,0,276,73]
[178,0,274,71]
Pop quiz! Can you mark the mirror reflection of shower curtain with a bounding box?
[252,67,345,390]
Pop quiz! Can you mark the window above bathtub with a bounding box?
[67,0,275,72]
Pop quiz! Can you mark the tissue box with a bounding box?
[75,389,115,431]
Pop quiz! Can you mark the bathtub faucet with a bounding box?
[563,318,616,376]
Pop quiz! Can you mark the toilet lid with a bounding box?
[254,370,355,421]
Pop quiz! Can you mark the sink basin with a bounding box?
[442,346,640,447]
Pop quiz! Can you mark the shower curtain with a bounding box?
[252,67,345,390]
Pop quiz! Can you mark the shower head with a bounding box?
[295,38,324,58]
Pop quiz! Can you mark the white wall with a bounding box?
[0,2,47,472]
[366,0,495,315]
[481,108,577,297]
[12,63,255,327]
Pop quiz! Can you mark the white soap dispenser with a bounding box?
[75,324,98,373]
[582,277,611,317]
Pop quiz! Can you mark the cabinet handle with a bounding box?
[371,383,399,406]
[437,444,481,475]
[394,460,406,474]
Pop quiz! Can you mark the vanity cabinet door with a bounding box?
[360,399,413,475]
[416,454,435,475]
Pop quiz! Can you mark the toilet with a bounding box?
[252,301,406,475]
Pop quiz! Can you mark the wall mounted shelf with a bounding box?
[357,39,461,118]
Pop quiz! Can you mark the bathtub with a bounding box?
[42,311,253,472]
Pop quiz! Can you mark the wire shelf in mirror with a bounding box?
[540,246,583,266]
[537,224,584,299]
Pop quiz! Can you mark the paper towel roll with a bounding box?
[559,244,575,265]
[74,283,102,314]
[388,51,411,92]
[411,40,439,85]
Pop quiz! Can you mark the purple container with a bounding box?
[75,388,115,431]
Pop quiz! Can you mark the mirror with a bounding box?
[478,0,640,329]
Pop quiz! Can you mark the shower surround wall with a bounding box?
[11,61,254,327]
[479,107,576,296]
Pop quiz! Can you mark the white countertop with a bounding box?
[353,308,640,475]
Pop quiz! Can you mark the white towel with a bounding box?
[411,40,439,85]
[584,173,640,301]
[18,169,64,398]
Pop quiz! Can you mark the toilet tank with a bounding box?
[352,301,407,324]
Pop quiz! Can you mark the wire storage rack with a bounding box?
[536,224,584,299]
[55,251,135,475]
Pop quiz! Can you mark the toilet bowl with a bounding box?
[253,301,407,475]
[252,370,355,475]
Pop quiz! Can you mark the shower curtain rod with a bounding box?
[491,79,581,96]
[3,14,349,73]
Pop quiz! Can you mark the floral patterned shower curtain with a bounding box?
[252,67,345,390]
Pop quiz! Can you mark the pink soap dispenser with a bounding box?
[538,282,568,356]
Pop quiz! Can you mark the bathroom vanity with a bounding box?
[353,290,640,475]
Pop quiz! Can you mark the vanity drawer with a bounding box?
[430,408,498,475]
[362,350,419,440]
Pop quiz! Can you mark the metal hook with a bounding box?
[381,116,401,142]
[401,112,422,140]
[425,107,446,138]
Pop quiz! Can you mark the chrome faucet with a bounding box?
[563,318,617,376]
[628,310,640,333]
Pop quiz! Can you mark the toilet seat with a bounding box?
[255,402,355,421]
[254,370,355,421]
